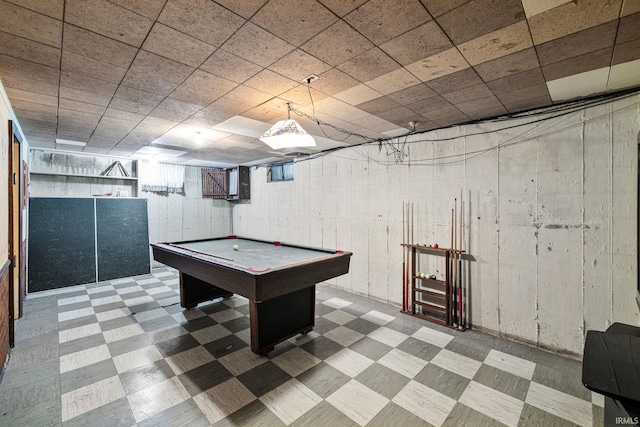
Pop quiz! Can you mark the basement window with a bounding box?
[268,162,294,182]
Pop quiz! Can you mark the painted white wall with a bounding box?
[28,156,233,268]
[234,95,640,355]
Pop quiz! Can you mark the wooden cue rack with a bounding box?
[401,243,465,329]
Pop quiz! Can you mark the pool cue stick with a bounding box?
[459,189,463,329]
[407,202,416,314]
[453,199,458,327]
[450,207,455,326]
[402,202,405,312]
[459,190,465,329]
[405,201,410,312]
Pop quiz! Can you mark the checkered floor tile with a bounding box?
[0,268,604,426]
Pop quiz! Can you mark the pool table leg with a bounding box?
[179,272,234,309]
[250,285,316,355]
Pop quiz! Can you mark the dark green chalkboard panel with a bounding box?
[28,198,96,292]
[96,199,150,281]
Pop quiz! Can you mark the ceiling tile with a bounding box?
[221,22,295,68]
[333,84,382,105]
[137,116,181,135]
[121,51,194,95]
[387,83,437,105]
[318,0,367,17]
[458,20,533,66]
[241,98,288,122]
[148,107,192,122]
[62,24,138,69]
[212,115,271,138]
[268,49,332,82]
[301,20,374,66]
[536,21,617,66]
[423,104,469,126]
[91,117,138,139]
[0,74,58,96]
[141,23,216,68]
[5,87,57,106]
[486,67,545,95]
[0,1,62,48]
[542,47,613,81]
[206,97,253,116]
[405,47,470,82]
[366,68,421,95]
[356,96,402,115]
[170,70,238,107]
[12,102,57,119]
[279,85,329,107]
[185,109,236,128]
[617,12,640,44]
[103,108,146,122]
[350,114,399,133]
[473,47,540,82]
[420,0,469,17]
[59,86,112,107]
[407,94,455,115]
[622,0,640,16]
[503,94,551,113]
[496,83,549,107]
[528,0,623,45]
[159,0,245,47]
[543,71,595,100]
[157,98,202,115]
[109,0,166,19]
[61,51,127,84]
[224,85,273,106]
[6,0,64,18]
[313,68,360,95]
[377,106,424,126]
[435,0,525,44]
[59,98,107,115]
[426,68,484,95]
[312,97,369,121]
[380,21,452,66]
[455,95,507,119]
[0,31,60,67]
[607,58,640,91]
[613,39,640,65]
[252,0,338,46]
[244,69,299,96]
[64,0,153,47]
[443,82,493,104]
[107,99,155,115]
[214,0,267,19]
[344,0,432,44]
[0,52,59,84]
[200,50,263,84]
[112,85,165,107]
[96,116,140,133]
[337,48,401,82]
[60,71,118,97]
[521,0,572,18]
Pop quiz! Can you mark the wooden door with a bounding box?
[7,120,24,347]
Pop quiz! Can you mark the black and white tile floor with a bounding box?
[0,268,603,426]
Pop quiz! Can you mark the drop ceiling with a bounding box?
[0,0,639,167]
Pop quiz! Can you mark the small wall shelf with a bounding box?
[30,171,138,181]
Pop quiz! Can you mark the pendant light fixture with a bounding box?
[259,103,316,150]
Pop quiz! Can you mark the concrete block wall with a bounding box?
[234,95,640,355]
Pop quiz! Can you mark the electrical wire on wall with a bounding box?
[254,87,640,169]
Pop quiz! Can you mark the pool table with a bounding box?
[151,236,352,354]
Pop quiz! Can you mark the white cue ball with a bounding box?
[233,245,239,251]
